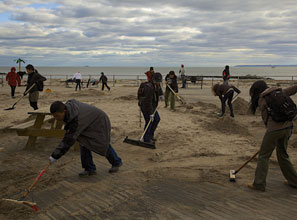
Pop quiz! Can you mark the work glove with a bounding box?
[150,114,154,122]
[49,156,57,165]
[159,95,164,101]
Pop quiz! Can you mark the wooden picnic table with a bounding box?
[10,112,78,149]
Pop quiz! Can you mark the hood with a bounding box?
[11,67,16,72]
[65,99,80,121]
[260,87,281,97]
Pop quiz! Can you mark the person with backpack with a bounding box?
[138,72,163,143]
[222,65,230,85]
[164,70,178,111]
[99,72,110,91]
[49,99,122,176]
[248,80,297,191]
[24,64,46,110]
[212,83,241,118]
[6,67,21,98]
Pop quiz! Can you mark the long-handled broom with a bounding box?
[123,109,157,149]
[229,150,260,182]
[2,162,51,211]
[4,83,36,110]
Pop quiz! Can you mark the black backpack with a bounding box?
[264,89,297,122]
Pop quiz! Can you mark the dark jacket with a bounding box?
[26,71,46,93]
[99,75,108,83]
[138,81,163,115]
[214,84,240,101]
[51,99,111,159]
[222,68,230,81]
[165,74,178,93]
[259,86,297,132]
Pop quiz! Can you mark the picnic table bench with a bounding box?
[180,75,203,89]
[10,112,78,150]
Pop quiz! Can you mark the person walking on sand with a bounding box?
[222,65,230,85]
[212,83,241,118]
[138,72,163,143]
[248,80,297,191]
[164,71,178,111]
[6,67,21,98]
[179,64,186,88]
[24,64,46,110]
[99,72,110,91]
[73,71,82,91]
[49,99,122,176]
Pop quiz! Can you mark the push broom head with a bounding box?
[229,170,236,182]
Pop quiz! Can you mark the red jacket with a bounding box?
[6,67,21,86]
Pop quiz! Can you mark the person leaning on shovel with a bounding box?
[164,70,178,111]
[138,72,163,144]
[24,64,46,110]
[248,80,297,191]
[212,83,241,118]
[48,99,122,176]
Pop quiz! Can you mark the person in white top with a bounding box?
[179,64,186,88]
[73,71,82,91]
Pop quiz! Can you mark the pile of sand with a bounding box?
[232,97,250,115]
[114,95,137,101]
[202,117,250,136]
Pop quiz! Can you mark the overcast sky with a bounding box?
[1,0,297,67]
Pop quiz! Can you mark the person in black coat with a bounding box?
[24,64,46,110]
[99,72,110,91]
[138,72,163,143]
[164,71,178,111]
[212,83,241,118]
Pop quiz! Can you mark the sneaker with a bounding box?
[78,170,97,177]
[247,183,265,192]
[109,162,122,173]
[217,113,224,117]
[230,113,234,118]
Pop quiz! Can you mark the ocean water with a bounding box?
[1,66,297,80]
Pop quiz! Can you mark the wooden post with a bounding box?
[237,75,239,87]
[1,75,3,87]
[137,75,139,86]
[113,75,115,87]
[25,114,45,149]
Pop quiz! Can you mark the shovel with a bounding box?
[4,83,36,110]
[123,109,157,149]
[2,162,50,211]
[167,84,186,105]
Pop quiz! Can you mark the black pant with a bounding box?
[102,82,110,91]
[10,86,16,97]
[221,90,234,116]
[75,79,81,91]
[30,102,38,110]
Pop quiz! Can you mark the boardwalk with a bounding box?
[13,159,296,220]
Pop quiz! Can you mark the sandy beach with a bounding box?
[1,79,297,219]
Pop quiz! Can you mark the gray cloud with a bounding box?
[1,0,297,66]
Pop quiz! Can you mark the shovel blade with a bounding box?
[123,136,156,149]
[4,107,15,110]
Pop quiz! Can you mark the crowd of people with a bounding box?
[4,64,297,192]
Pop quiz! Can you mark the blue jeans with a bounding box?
[142,110,160,142]
[80,144,122,171]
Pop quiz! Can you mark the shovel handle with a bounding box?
[11,83,36,108]
[167,84,185,104]
[23,162,50,198]
[140,108,157,141]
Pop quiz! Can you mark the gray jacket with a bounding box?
[51,99,110,159]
